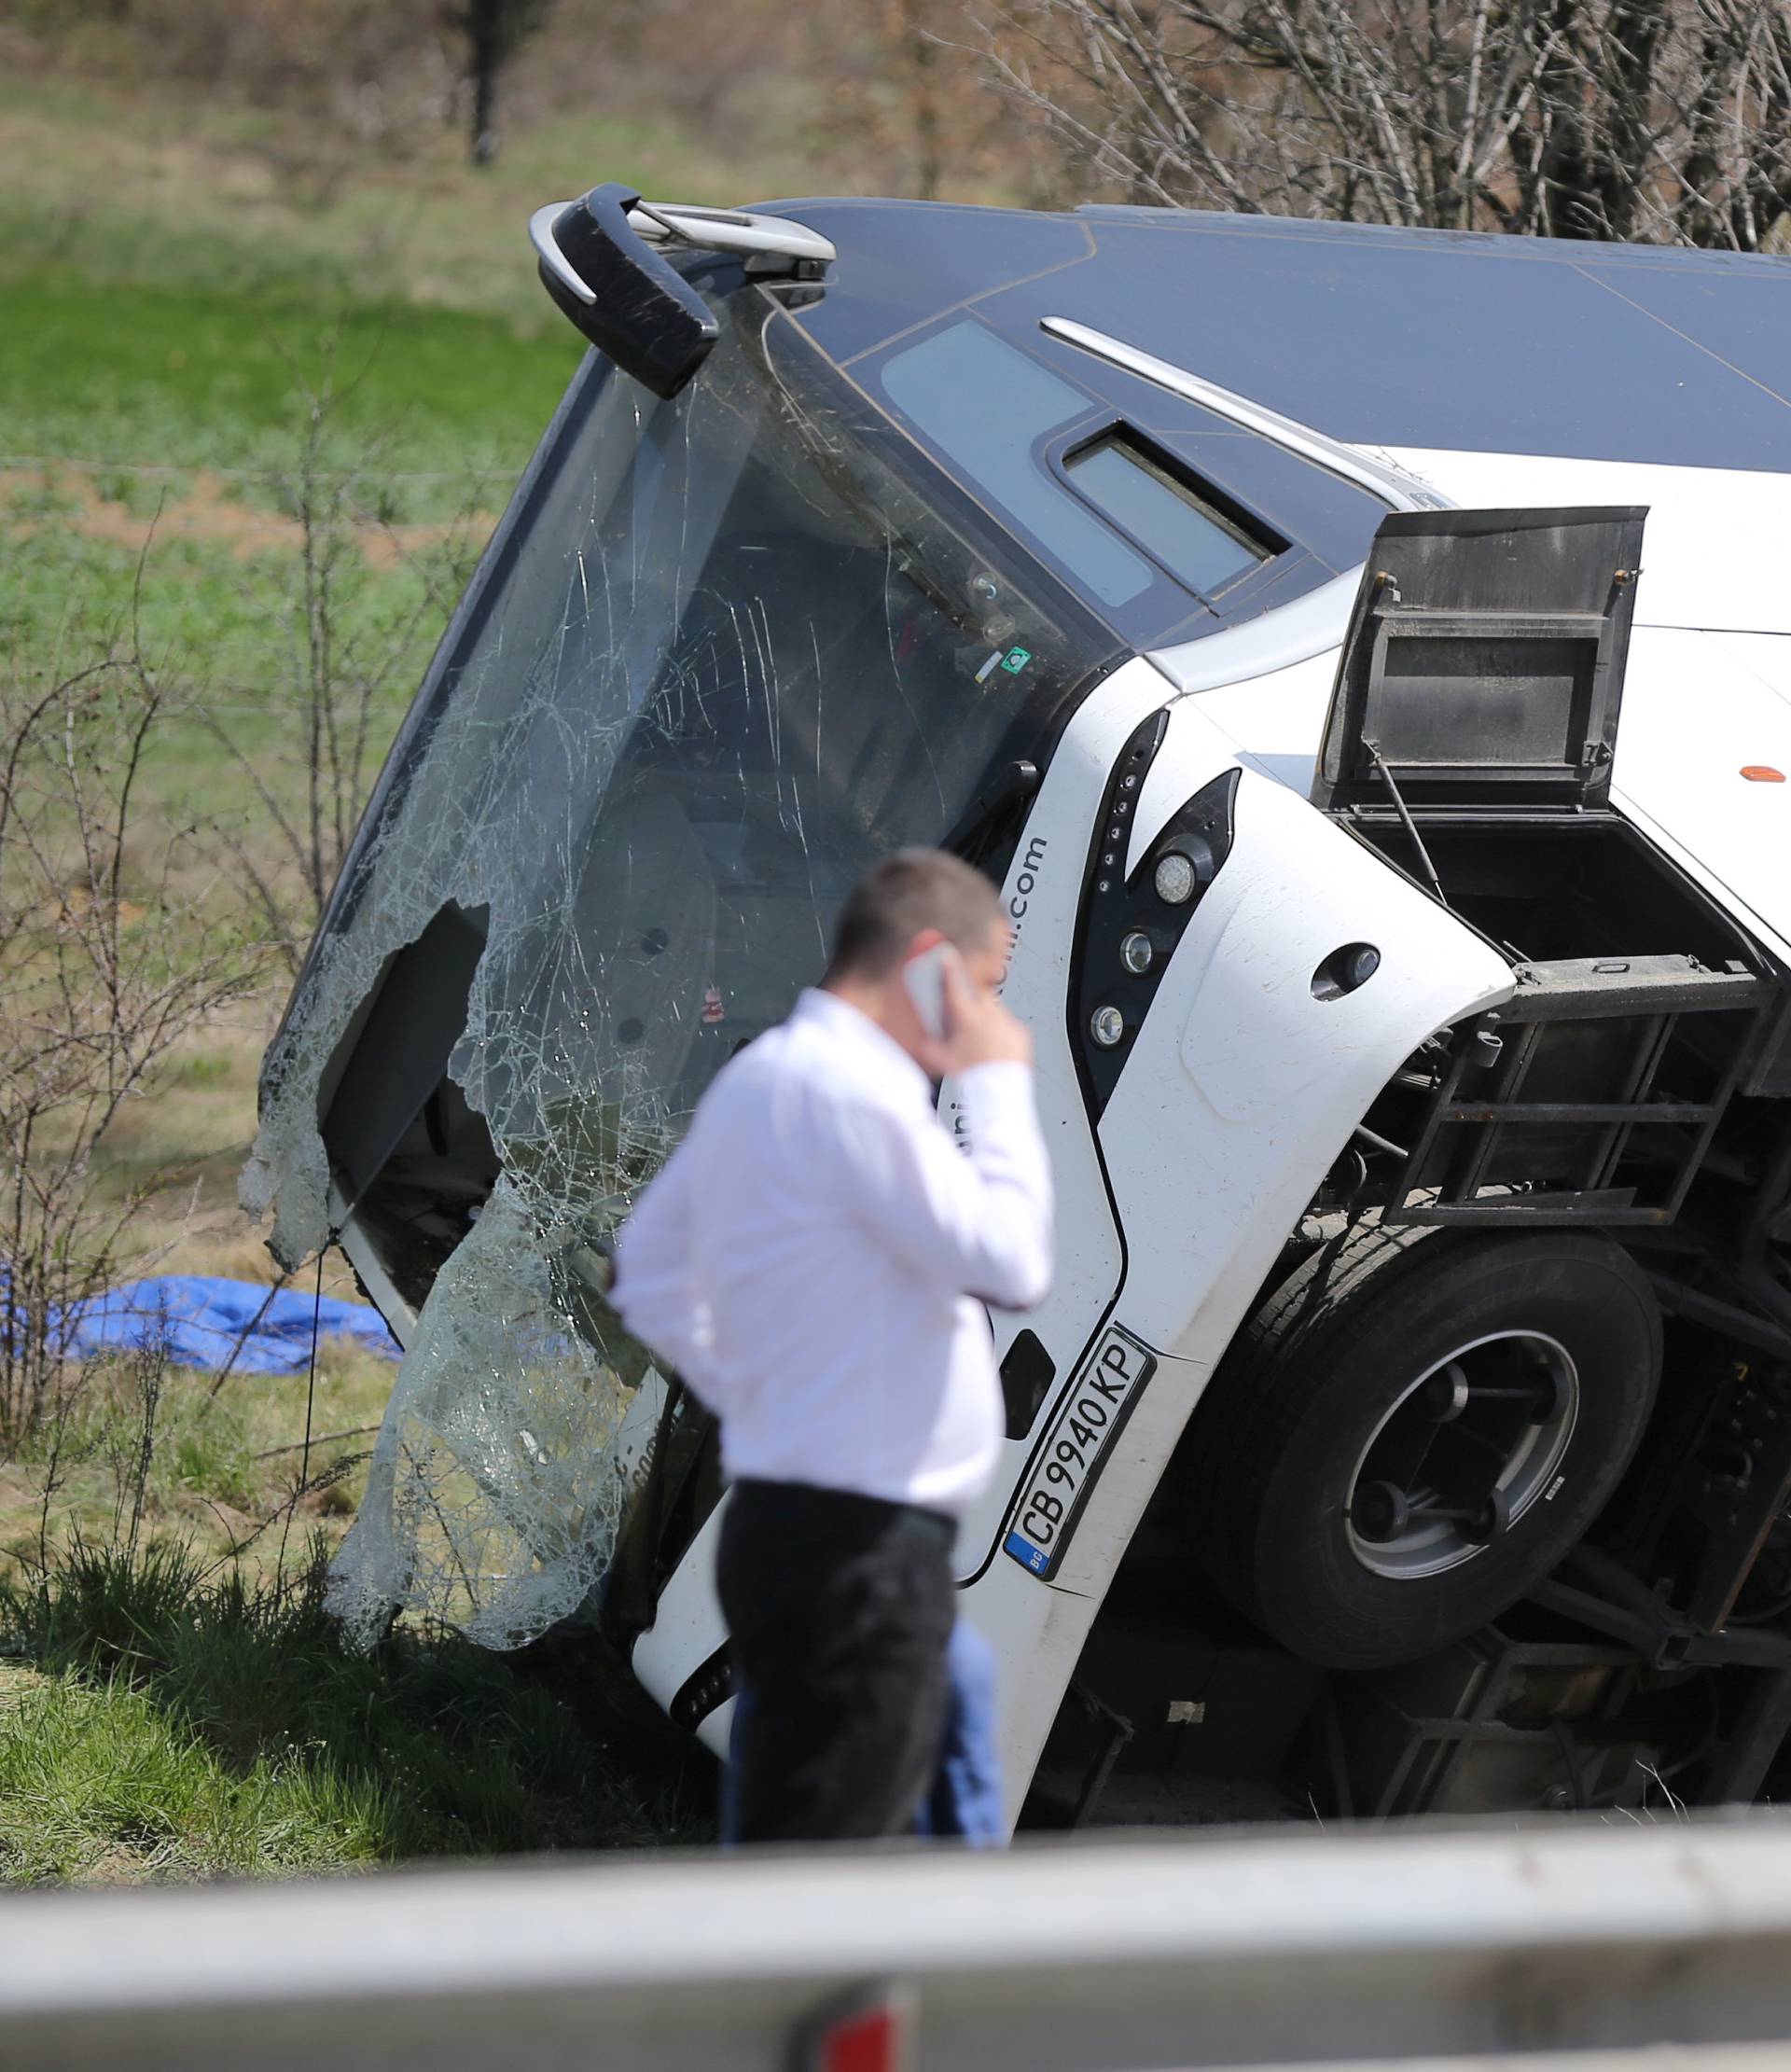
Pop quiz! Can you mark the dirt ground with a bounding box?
[0,464,493,569]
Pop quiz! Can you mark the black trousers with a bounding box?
[717,1478,956,1843]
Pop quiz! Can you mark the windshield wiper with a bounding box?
[943,758,1040,862]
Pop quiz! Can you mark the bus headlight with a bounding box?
[1153,854,1196,904]
[1073,710,1240,1118]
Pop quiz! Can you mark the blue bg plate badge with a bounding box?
[1004,1326,1156,1579]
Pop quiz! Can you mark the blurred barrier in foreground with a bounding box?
[7,1816,1791,2069]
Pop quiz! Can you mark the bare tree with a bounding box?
[894,0,950,199]
[808,0,1028,202]
[440,0,556,165]
[978,0,1791,247]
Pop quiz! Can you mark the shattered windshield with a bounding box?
[243,280,1110,1647]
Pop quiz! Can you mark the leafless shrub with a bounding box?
[976,0,1791,246]
[105,1329,165,1563]
[0,605,260,1446]
[35,0,450,149]
[201,341,490,972]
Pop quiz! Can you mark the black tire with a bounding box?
[1184,1225,1662,1669]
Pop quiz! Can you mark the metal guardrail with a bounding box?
[7,1816,1791,2069]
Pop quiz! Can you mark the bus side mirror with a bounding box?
[530,182,719,400]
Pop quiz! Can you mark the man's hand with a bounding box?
[925,950,1034,1076]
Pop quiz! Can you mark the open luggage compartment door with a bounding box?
[1312,507,1648,816]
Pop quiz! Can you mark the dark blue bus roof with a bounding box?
[768,199,1791,474]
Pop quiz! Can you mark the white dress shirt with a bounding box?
[612,988,1054,1515]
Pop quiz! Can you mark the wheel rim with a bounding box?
[1343,1329,1580,1580]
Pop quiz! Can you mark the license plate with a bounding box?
[1003,1326,1156,1579]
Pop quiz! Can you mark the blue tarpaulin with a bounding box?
[59,1275,401,1375]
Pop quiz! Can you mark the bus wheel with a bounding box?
[1184,1225,1661,1670]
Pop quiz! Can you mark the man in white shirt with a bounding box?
[614,848,1053,1843]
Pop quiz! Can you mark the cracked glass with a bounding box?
[243,278,1110,1648]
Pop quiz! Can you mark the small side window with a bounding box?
[878,320,1158,609]
[1064,429,1285,598]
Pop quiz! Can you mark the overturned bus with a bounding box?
[247,186,1791,1827]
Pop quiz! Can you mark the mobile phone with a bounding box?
[903,942,958,1041]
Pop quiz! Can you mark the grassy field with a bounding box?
[0,1542,705,1883]
[0,66,600,1279]
[0,64,844,322]
[0,63,788,1880]
[0,1333,394,1580]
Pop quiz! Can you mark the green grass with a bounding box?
[0,1541,707,1883]
[0,1669,397,1882]
[0,266,541,973]
[0,258,567,735]
[0,261,579,477]
[0,81,586,837]
[0,1334,397,1580]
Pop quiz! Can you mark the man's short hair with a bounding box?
[825,848,1001,980]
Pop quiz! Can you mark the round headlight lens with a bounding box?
[1119,930,1153,975]
[1154,852,1198,905]
[1346,944,1381,987]
[1090,1004,1126,1049]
